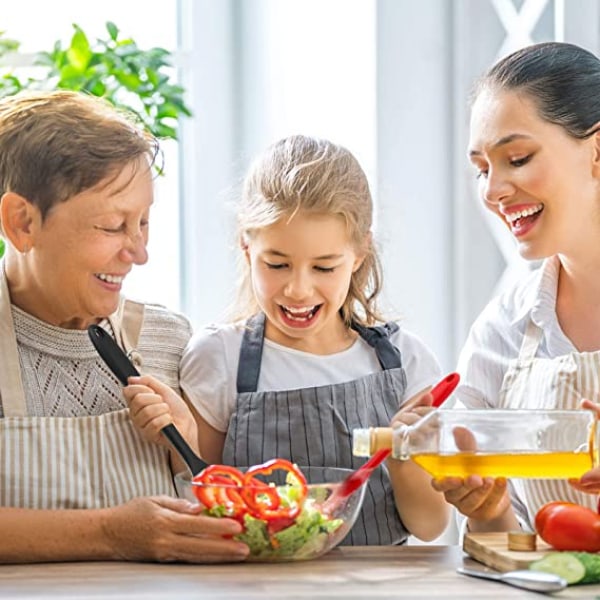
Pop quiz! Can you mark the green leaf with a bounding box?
[156,102,183,119]
[153,122,177,140]
[66,26,92,72]
[0,21,192,138]
[0,237,4,258]
[106,22,119,41]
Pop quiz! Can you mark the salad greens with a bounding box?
[205,484,343,559]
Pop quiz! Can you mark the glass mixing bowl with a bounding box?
[175,465,367,562]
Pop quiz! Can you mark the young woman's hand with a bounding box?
[431,475,517,530]
[568,399,600,494]
[429,416,519,532]
[100,496,249,562]
[123,375,197,449]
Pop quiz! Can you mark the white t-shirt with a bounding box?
[456,256,574,409]
[181,321,441,432]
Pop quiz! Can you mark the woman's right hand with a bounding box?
[123,375,197,449]
[432,475,519,532]
[431,424,519,531]
[100,496,249,563]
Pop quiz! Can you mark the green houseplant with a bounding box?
[0,21,191,258]
[0,21,191,139]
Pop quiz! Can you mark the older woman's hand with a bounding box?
[101,496,249,563]
[124,375,197,449]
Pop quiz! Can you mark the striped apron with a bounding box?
[499,318,598,530]
[223,313,409,545]
[0,274,175,509]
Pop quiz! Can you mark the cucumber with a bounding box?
[530,552,600,585]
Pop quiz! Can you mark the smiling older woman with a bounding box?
[0,90,248,563]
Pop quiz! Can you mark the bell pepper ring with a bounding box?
[192,459,309,523]
[242,458,308,521]
[192,465,248,519]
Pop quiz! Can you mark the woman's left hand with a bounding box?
[569,399,600,494]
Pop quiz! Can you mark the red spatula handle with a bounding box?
[431,372,460,408]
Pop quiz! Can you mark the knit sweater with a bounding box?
[1,302,192,418]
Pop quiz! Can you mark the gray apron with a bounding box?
[0,269,175,509]
[499,318,598,529]
[223,313,409,545]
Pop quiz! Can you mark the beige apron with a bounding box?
[499,318,598,529]
[0,273,175,509]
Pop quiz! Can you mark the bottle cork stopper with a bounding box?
[507,531,537,551]
[370,427,393,453]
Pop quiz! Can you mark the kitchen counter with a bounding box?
[0,545,596,599]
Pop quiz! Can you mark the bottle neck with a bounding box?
[369,425,410,460]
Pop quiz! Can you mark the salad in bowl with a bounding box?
[175,460,366,561]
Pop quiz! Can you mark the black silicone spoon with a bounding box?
[88,324,208,475]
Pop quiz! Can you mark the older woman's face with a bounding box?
[468,89,600,261]
[18,160,153,329]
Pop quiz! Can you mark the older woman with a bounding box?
[0,90,248,563]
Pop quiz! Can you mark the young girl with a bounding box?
[126,135,449,544]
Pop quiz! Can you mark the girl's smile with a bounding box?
[245,210,365,354]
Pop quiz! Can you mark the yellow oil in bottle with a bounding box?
[412,451,595,479]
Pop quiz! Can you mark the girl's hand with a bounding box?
[390,388,435,428]
[123,375,197,449]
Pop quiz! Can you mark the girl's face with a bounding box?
[468,89,600,261]
[244,211,365,354]
[9,160,152,329]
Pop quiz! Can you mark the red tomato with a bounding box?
[534,501,575,534]
[535,501,600,552]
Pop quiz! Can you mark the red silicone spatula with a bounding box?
[324,372,461,511]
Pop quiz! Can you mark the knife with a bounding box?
[457,567,567,592]
[88,324,208,475]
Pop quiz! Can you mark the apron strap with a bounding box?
[0,279,147,418]
[0,263,28,416]
[236,313,266,393]
[235,313,403,394]
[120,299,145,369]
[519,319,544,362]
[351,321,403,370]
[107,298,145,368]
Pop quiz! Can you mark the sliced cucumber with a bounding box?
[530,553,585,585]
[573,552,600,584]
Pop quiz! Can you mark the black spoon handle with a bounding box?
[161,424,208,475]
[87,324,208,475]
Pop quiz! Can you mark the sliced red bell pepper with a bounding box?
[192,465,248,519]
[242,458,308,521]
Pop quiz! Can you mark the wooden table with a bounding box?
[0,545,597,599]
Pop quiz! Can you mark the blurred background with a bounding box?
[3,0,598,373]
[3,0,598,545]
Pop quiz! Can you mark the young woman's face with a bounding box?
[15,160,152,329]
[245,211,365,354]
[468,89,600,261]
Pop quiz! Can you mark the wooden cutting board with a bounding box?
[463,532,553,572]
